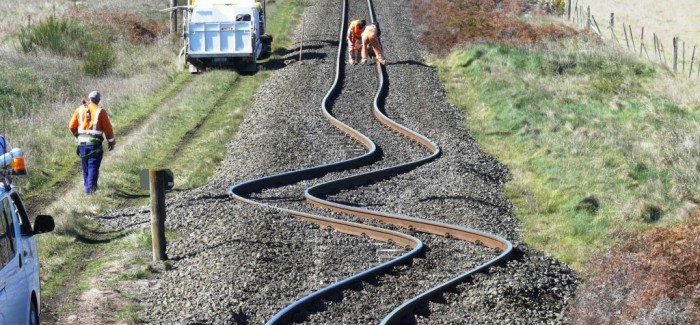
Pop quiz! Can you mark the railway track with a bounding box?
[228,0,513,323]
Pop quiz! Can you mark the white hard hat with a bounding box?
[88,91,101,101]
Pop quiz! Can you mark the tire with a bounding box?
[29,300,39,325]
[239,61,258,74]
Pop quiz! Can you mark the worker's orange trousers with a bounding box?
[348,40,361,62]
[361,26,385,64]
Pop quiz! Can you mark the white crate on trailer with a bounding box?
[184,0,271,73]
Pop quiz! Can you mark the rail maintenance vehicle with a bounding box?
[179,0,272,73]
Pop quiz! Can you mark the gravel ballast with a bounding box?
[95,0,580,323]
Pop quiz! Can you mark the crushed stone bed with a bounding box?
[97,0,579,323]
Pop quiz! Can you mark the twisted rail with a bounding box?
[229,0,513,323]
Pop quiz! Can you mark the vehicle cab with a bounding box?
[0,144,54,325]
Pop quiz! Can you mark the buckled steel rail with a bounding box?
[229,0,513,323]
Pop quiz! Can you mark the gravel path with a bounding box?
[95,0,580,323]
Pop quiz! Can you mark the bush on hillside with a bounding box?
[111,12,168,45]
[568,209,700,324]
[83,40,116,77]
[15,9,166,76]
[17,16,87,57]
[409,0,578,54]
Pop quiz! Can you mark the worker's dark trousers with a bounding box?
[79,144,103,194]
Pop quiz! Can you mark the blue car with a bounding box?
[0,179,54,324]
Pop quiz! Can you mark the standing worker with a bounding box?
[68,91,115,194]
[255,1,264,33]
[360,23,386,65]
[347,19,366,64]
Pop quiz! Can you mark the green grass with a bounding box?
[434,42,700,271]
[31,0,307,320]
[169,73,260,190]
[20,72,192,204]
[117,301,143,324]
[0,64,54,115]
[22,0,306,207]
[18,16,118,76]
[39,217,152,300]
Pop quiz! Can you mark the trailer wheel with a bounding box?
[259,46,272,60]
[239,61,258,74]
[188,64,201,74]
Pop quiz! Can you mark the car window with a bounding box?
[2,199,14,250]
[9,192,32,235]
[0,200,15,269]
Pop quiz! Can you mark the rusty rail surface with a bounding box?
[228,0,513,323]
[229,1,423,324]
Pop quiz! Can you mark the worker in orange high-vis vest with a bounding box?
[69,91,115,194]
[347,19,366,64]
[361,23,386,65]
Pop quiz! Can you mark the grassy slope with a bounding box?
[35,0,306,322]
[0,1,180,205]
[434,42,700,271]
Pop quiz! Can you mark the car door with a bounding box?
[10,193,38,290]
[0,195,28,325]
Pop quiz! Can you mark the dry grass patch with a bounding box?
[569,209,700,324]
[578,0,700,48]
[409,0,580,54]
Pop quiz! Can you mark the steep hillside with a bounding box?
[408,0,700,323]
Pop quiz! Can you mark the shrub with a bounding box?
[17,28,34,54]
[27,16,86,57]
[548,0,566,15]
[568,209,700,324]
[408,0,578,54]
[15,16,118,76]
[83,40,116,76]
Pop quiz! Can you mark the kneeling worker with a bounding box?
[347,19,366,64]
[360,23,386,65]
[69,91,116,194]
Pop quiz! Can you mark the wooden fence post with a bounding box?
[653,33,658,61]
[640,28,651,60]
[170,0,177,35]
[623,24,630,51]
[592,15,602,36]
[587,6,591,31]
[673,37,678,72]
[567,0,572,21]
[659,39,668,66]
[629,25,636,53]
[689,46,696,79]
[149,169,167,261]
[683,41,686,73]
[610,13,615,44]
